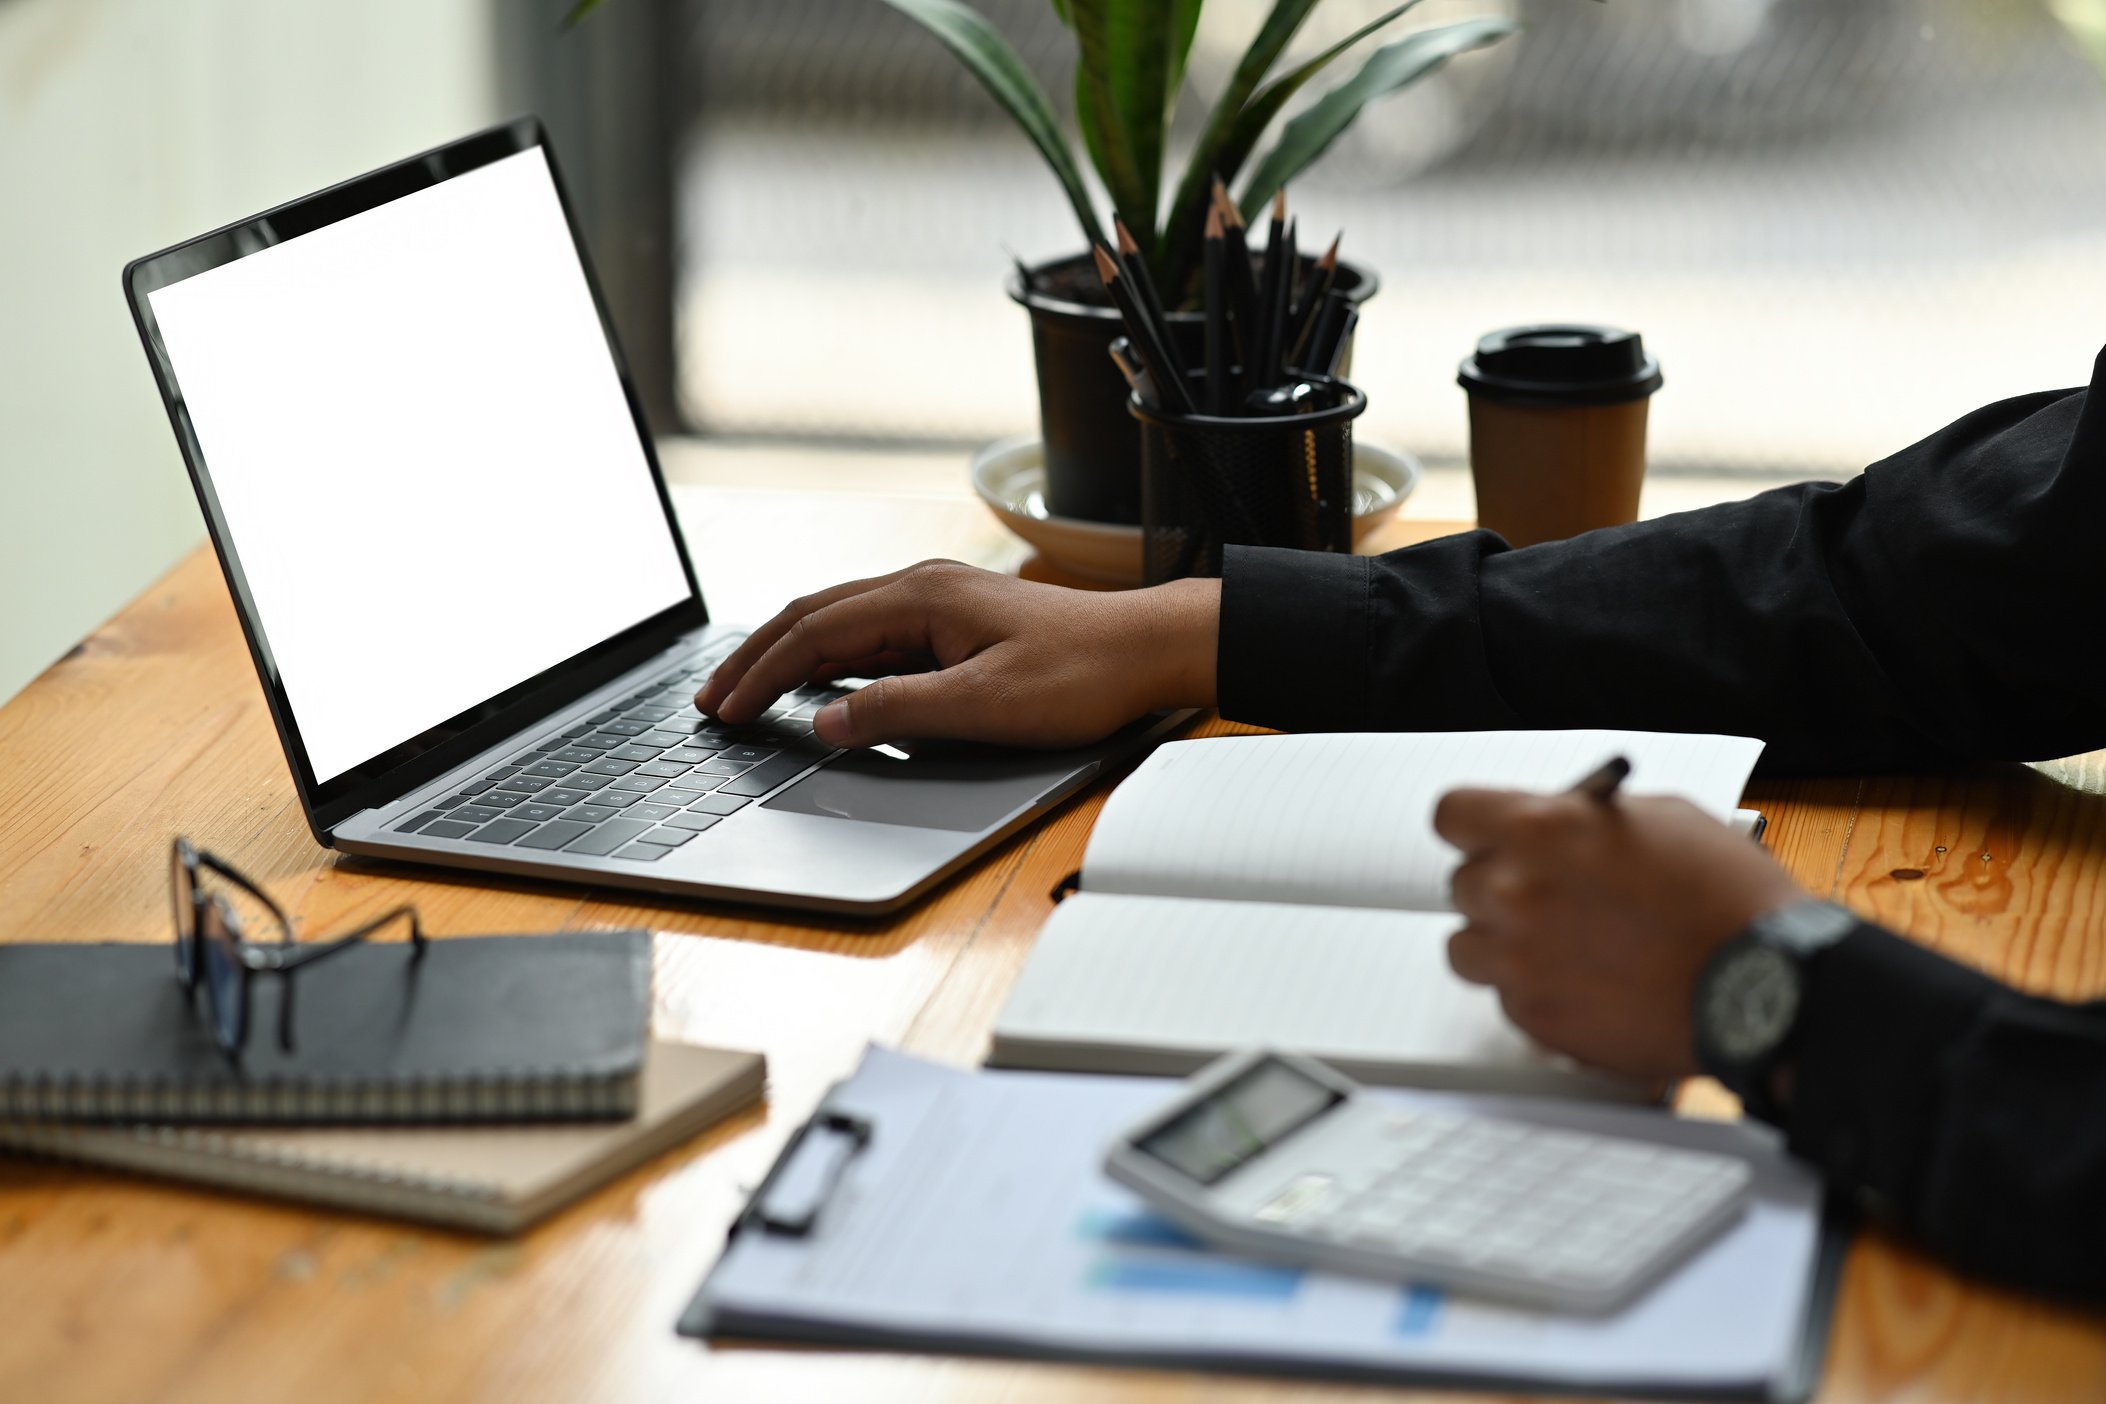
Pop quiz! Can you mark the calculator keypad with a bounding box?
[1290,1110,1751,1295]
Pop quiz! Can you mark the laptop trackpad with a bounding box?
[762,748,1089,833]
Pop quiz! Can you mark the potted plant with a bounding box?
[879,0,1515,524]
[572,0,1517,524]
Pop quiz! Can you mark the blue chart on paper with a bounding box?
[1395,1284,1444,1337]
[1077,1209,1305,1301]
[1075,1208,1448,1334]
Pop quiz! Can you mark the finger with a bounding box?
[1447,855,1499,924]
[694,565,922,714]
[1497,988,1565,1049]
[809,651,936,683]
[1446,923,1506,987]
[715,586,941,724]
[813,665,998,747]
[1431,787,1533,856]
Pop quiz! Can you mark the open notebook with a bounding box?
[989,730,1765,1099]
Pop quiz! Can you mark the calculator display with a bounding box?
[1135,1057,1344,1186]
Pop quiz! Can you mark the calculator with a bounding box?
[1104,1048,1755,1313]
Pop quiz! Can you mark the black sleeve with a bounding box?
[1782,926,2106,1303]
[1218,348,2106,770]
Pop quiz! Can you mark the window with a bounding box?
[673,0,2106,480]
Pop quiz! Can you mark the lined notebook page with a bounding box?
[1080,730,1765,912]
[993,894,1629,1097]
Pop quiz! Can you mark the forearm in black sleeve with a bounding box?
[1782,927,2106,1303]
[1219,349,2106,769]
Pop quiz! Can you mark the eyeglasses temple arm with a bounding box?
[272,907,429,972]
[268,907,428,1051]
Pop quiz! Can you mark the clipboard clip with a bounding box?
[736,1109,874,1240]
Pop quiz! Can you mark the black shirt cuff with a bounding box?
[1217,534,1525,734]
[1781,925,2002,1219]
[1217,545,1372,732]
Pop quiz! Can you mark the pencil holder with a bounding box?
[1129,374,1365,584]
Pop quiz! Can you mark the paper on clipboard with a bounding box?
[682,1047,1838,1400]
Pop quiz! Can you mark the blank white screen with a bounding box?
[149,147,692,784]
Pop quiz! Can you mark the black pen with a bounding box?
[1571,755,1631,803]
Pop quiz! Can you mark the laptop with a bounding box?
[123,118,1187,916]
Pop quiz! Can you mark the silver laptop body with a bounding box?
[125,119,1183,915]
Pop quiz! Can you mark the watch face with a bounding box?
[1702,945,1801,1064]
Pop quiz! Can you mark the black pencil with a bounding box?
[1252,190,1286,396]
[1094,244,1196,414]
[1265,213,1297,388]
[1203,203,1229,415]
[1211,178,1260,376]
[1114,217,1187,391]
[1286,233,1339,371]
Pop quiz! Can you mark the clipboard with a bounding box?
[679,1048,1849,1402]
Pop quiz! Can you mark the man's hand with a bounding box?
[1433,787,1807,1084]
[694,561,1221,749]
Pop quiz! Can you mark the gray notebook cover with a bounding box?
[0,931,650,1123]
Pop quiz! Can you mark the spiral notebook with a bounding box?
[0,931,651,1123]
[0,1040,763,1233]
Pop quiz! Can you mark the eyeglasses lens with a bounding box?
[198,900,248,1052]
[170,843,196,984]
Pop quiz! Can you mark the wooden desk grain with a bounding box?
[2,486,2102,1404]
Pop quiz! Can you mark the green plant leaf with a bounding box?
[1069,1,1181,260]
[1167,0,1203,95]
[1156,0,1324,292]
[1237,17,1515,219]
[1210,0,1434,218]
[564,0,608,24]
[877,0,1106,249]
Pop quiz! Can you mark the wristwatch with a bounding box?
[1692,900,1859,1120]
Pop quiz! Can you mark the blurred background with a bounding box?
[5,0,2104,702]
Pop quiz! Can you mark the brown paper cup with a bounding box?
[1458,325,1663,550]
[1466,396,1652,549]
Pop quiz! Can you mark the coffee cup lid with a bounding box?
[1458,325,1663,406]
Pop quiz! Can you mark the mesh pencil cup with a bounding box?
[1128,373,1366,585]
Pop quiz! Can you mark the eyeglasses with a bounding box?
[170,838,428,1057]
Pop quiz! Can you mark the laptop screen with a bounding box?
[145,145,693,785]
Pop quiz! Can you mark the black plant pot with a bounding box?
[1010,251,1378,525]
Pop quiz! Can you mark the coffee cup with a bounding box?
[1457,325,1663,549]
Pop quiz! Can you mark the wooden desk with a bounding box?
[2,480,2103,1404]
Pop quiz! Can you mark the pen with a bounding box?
[1287,232,1338,367]
[1106,335,1159,407]
[1570,755,1631,803]
[1322,306,1358,378]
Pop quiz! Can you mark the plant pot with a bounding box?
[1010,252,1379,526]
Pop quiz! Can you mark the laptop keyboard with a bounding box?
[390,647,852,862]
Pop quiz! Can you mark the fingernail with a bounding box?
[812,699,851,746]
